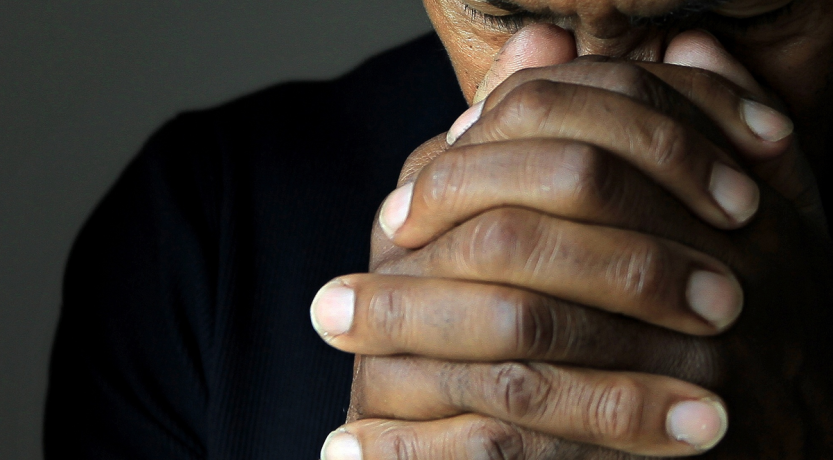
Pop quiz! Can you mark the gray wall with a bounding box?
[0,2,433,458]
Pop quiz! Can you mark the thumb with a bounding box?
[664,30,765,96]
[446,24,576,145]
[473,23,577,103]
[384,27,575,250]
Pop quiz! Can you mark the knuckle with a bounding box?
[392,434,419,460]
[605,239,671,306]
[488,362,552,421]
[556,144,641,224]
[458,209,542,274]
[419,151,470,213]
[512,297,591,363]
[513,294,557,358]
[568,144,622,208]
[603,64,685,116]
[366,287,409,345]
[495,80,562,134]
[584,378,646,444]
[686,67,730,100]
[549,303,588,362]
[645,116,690,169]
[376,424,420,460]
[438,361,468,407]
[606,64,658,101]
[465,418,525,460]
[485,290,585,363]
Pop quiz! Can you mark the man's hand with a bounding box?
[313,27,833,459]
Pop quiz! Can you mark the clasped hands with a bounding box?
[312,25,833,459]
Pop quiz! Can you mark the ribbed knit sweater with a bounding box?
[44,33,467,459]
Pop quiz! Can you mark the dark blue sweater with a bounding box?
[44,33,467,459]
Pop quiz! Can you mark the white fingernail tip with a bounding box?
[741,99,793,143]
[310,283,355,338]
[321,430,362,460]
[686,270,743,330]
[446,101,485,145]
[379,182,414,239]
[710,162,760,225]
[667,398,728,451]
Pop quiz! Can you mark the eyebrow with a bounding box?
[481,0,729,24]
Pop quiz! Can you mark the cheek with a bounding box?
[424,0,510,103]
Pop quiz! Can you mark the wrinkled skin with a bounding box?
[312,0,833,458]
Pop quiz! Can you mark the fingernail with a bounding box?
[667,398,728,451]
[310,282,355,338]
[447,100,485,145]
[379,182,414,239]
[741,99,793,142]
[321,430,362,460]
[686,270,743,330]
[709,162,760,224]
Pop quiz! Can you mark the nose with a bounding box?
[543,1,670,60]
[575,23,665,61]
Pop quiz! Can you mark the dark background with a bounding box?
[0,2,433,458]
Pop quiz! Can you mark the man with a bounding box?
[313,0,833,458]
[45,0,833,458]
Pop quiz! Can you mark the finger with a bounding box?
[453,31,792,162]
[658,30,793,154]
[475,58,726,150]
[472,23,577,105]
[355,357,729,456]
[662,30,825,230]
[379,139,737,255]
[371,134,448,272]
[311,274,722,381]
[457,79,760,229]
[377,208,743,334]
[446,23,576,146]
[321,414,619,460]
[446,25,810,228]
[664,30,765,96]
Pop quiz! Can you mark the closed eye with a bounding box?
[461,0,797,34]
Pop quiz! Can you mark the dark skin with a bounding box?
[310,0,833,457]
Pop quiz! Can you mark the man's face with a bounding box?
[424,0,833,158]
